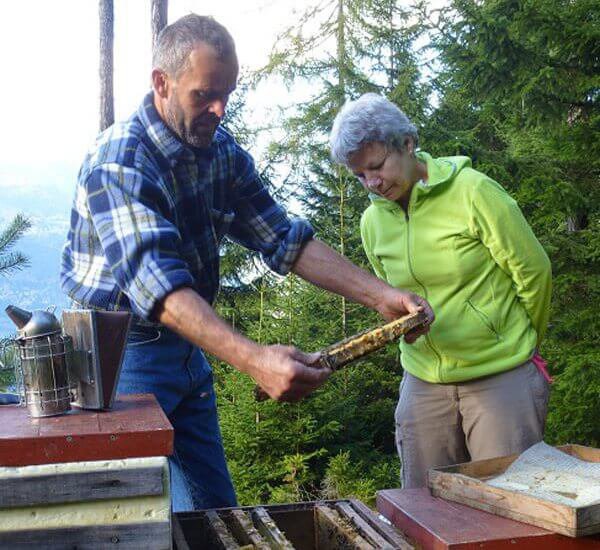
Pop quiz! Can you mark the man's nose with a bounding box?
[208,99,227,119]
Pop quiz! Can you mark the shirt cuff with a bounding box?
[128,260,195,320]
[262,218,314,276]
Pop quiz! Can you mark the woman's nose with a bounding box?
[365,175,383,190]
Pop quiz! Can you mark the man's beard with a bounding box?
[164,99,218,149]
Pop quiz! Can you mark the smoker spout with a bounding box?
[5,305,32,329]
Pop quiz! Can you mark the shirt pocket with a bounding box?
[210,208,235,244]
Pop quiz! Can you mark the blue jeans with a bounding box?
[118,324,237,511]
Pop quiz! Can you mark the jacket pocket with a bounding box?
[465,299,501,341]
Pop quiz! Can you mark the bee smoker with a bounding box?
[5,305,131,418]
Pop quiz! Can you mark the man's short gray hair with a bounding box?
[329,93,419,165]
[153,14,236,78]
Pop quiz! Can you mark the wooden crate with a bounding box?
[428,444,600,538]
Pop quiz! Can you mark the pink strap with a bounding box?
[532,352,553,383]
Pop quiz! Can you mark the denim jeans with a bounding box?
[118,324,237,511]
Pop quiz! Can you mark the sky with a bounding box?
[0,0,302,181]
[0,0,310,334]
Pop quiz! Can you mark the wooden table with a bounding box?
[377,488,600,549]
[0,393,173,466]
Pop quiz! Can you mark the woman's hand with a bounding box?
[375,288,435,344]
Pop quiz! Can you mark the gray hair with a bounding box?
[153,14,236,78]
[329,93,419,165]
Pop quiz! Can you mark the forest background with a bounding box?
[1,0,598,506]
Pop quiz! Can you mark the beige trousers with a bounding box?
[395,361,550,488]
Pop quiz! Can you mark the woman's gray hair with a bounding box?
[153,14,236,78]
[329,93,419,165]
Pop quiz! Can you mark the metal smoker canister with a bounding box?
[6,306,72,417]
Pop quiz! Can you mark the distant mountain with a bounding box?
[0,163,77,337]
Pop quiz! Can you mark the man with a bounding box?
[61,14,433,511]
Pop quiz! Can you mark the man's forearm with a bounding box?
[291,238,389,311]
[154,287,259,373]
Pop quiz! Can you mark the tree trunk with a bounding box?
[99,0,114,131]
[151,0,168,52]
[336,0,346,98]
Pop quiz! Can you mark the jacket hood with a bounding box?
[369,151,472,208]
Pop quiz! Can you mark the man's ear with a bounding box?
[152,69,170,98]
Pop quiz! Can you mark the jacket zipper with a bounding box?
[402,199,443,381]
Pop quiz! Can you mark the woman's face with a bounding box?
[347,140,416,202]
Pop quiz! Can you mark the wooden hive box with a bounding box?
[173,499,413,549]
[0,394,174,549]
[428,444,600,538]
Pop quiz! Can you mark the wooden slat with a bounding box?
[252,506,295,549]
[0,465,164,508]
[228,509,270,549]
[205,510,241,549]
[315,504,375,549]
[171,515,191,550]
[0,394,173,466]
[0,521,171,549]
[567,444,600,463]
[429,468,578,537]
[335,501,396,548]
[347,499,414,549]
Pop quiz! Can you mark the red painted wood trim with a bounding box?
[377,489,600,549]
[0,394,173,466]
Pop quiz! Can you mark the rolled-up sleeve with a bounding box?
[85,163,195,319]
[227,146,314,275]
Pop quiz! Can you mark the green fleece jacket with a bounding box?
[360,152,552,383]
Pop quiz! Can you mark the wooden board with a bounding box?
[0,463,164,508]
[0,394,173,466]
[377,488,600,549]
[428,444,600,538]
[0,521,171,549]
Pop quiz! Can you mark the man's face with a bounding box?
[160,43,238,148]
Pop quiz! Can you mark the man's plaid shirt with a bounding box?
[61,92,314,321]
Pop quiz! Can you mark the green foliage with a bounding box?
[211,0,599,506]
[0,214,31,277]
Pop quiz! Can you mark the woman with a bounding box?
[329,93,552,488]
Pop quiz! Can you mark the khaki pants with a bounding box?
[395,361,550,488]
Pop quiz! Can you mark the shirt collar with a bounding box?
[137,91,227,165]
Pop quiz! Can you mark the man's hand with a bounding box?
[248,345,331,402]
[374,288,435,344]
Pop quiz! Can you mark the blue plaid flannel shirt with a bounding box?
[61,92,314,321]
